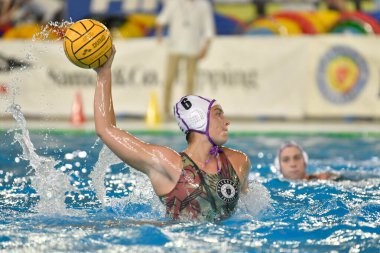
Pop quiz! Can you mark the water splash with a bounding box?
[89,146,165,219]
[7,103,82,216]
[106,170,165,220]
[32,19,72,42]
[89,145,122,207]
[238,180,272,217]
[0,20,88,216]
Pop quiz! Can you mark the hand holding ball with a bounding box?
[63,19,112,69]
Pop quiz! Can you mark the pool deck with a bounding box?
[1,117,379,136]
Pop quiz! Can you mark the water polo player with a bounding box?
[275,141,340,180]
[93,45,250,221]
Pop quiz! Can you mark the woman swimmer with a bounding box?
[93,45,251,221]
[275,141,340,180]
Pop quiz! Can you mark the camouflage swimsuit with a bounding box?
[159,151,241,221]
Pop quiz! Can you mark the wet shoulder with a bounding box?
[221,147,249,168]
[221,147,250,187]
[222,147,248,160]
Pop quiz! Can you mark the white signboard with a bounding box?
[1,36,380,120]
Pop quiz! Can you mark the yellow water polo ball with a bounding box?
[63,19,112,69]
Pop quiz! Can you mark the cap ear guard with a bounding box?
[187,108,207,132]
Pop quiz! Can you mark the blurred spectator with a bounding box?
[325,0,347,12]
[280,0,319,11]
[0,0,21,35]
[254,0,266,17]
[12,0,65,24]
[155,0,215,119]
[0,0,19,25]
[1,0,64,25]
[1,0,65,39]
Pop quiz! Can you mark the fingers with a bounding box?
[95,44,116,73]
[111,44,116,56]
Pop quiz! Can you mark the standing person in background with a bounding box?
[155,0,215,120]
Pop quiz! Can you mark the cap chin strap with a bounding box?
[204,99,223,173]
[205,137,223,173]
[187,129,222,173]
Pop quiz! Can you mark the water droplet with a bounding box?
[78,151,87,158]
[65,153,74,160]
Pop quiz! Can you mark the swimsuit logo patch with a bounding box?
[216,179,238,203]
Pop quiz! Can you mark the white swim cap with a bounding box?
[174,95,217,135]
[175,95,224,173]
[274,141,309,171]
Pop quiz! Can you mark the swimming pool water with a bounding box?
[1,129,380,253]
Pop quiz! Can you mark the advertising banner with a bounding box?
[0,39,166,118]
[1,36,380,120]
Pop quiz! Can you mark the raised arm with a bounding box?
[93,46,182,194]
